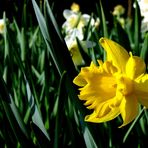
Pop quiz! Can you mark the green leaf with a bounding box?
[100,1,108,38]
[98,1,108,61]
[134,1,141,55]
[31,122,50,147]
[140,33,148,63]
[26,80,50,141]
[29,27,40,48]
[44,0,63,41]
[123,107,145,143]
[83,126,98,148]
[76,37,91,66]
[112,20,131,52]
[0,76,33,146]
[53,71,67,148]
[32,0,63,75]
[32,0,49,40]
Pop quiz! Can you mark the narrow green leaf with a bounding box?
[54,71,67,148]
[31,122,50,147]
[99,1,108,61]
[32,0,49,40]
[140,33,148,62]
[32,0,62,75]
[83,126,98,148]
[29,26,39,48]
[76,37,91,66]
[26,80,50,141]
[32,105,50,141]
[84,13,94,40]
[0,76,32,146]
[134,1,141,55]
[44,0,63,41]
[100,1,108,38]
[113,20,131,52]
[123,107,145,143]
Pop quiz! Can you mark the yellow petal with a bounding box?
[126,53,146,79]
[85,108,120,123]
[84,95,122,123]
[73,62,97,86]
[134,74,148,107]
[119,94,139,127]
[99,37,129,73]
[73,74,87,86]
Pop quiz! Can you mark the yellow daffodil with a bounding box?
[73,37,148,127]
[0,19,5,34]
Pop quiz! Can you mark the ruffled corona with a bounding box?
[73,37,148,127]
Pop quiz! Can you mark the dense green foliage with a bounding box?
[0,0,148,147]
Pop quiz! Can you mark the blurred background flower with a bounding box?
[0,19,5,34]
[138,0,148,32]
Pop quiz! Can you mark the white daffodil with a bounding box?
[62,9,95,34]
[0,19,5,34]
[64,28,84,65]
[62,3,97,66]
[137,0,148,32]
[65,28,84,42]
[64,28,96,66]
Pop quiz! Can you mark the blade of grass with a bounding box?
[134,1,141,56]
[26,79,50,141]
[83,126,98,148]
[76,37,91,65]
[29,26,39,48]
[99,1,108,61]
[32,0,62,75]
[0,76,33,147]
[31,122,50,147]
[113,20,131,52]
[44,0,63,41]
[123,107,145,143]
[6,14,50,142]
[99,1,108,38]
[54,71,67,148]
[140,33,148,63]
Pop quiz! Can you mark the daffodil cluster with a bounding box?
[62,3,99,65]
[73,37,148,127]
